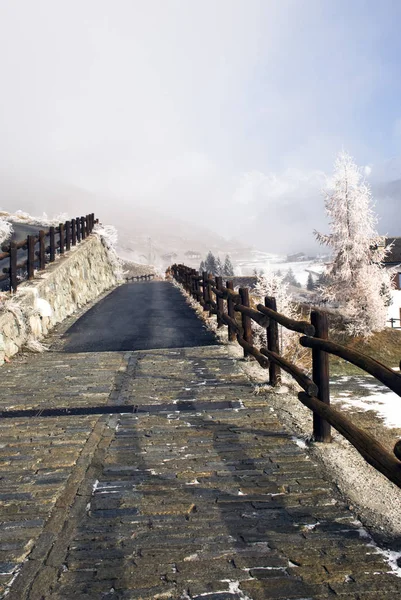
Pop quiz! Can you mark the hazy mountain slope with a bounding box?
[0,173,248,267]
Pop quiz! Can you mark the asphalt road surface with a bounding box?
[62,281,218,352]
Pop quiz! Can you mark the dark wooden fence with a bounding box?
[0,213,96,293]
[388,317,401,329]
[125,274,155,282]
[171,263,401,490]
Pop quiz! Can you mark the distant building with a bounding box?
[161,252,178,263]
[185,250,201,260]
[384,238,401,326]
[286,252,308,262]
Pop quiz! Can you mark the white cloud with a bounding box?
[0,1,400,252]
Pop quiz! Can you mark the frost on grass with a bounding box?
[0,216,13,246]
[172,278,221,337]
[0,291,51,358]
[93,223,124,281]
[0,209,69,228]
[250,269,312,375]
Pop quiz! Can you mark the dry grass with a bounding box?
[329,327,401,375]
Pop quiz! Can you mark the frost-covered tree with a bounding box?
[216,256,223,277]
[283,267,301,287]
[223,255,234,276]
[199,260,205,273]
[205,251,218,275]
[306,272,315,291]
[315,151,393,336]
[0,217,12,246]
[251,268,298,354]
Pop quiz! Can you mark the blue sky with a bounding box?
[0,0,401,250]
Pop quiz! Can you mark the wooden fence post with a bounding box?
[71,219,77,246]
[76,217,81,242]
[216,276,224,327]
[59,223,65,254]
[81,217,86,240]
[39,230,46,270]
[239,287,253,358]
[49,227,56,262]
[191,270,197,299]
[10,242,17,293]
[65,221,71,251]
[189,269,193,296]
[202,271,209,311]
[207,274,214,316]
[226,280,236,342]
[194,270,201,302]
[27,235,35,280]
[85,215,90,236]
[311,309,331,443]
[265,296,281,386]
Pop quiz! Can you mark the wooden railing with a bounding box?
[125,274,155,282]
[171,263,401,490]
[0,213,96,293]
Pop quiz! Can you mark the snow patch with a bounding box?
[354,521,401,577]
[332,382,401,428]
[183,553,199,562]
[291,436,308,449]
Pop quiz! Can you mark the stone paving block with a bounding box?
[2,344,401,599]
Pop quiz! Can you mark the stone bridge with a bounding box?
[1,262,401,598]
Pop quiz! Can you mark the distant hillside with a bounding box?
[0,172,249,269]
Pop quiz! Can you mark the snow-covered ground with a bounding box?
[331,375,401,429]
[234,249,326,286]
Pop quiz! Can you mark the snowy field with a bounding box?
[234,249,326,286]
[331,375,401,429]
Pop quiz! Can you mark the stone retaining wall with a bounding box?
[0,234,118,361]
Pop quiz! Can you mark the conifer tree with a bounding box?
[223,255,234,276]
[306,272,315,291]
[315,151,393,336]
[283,267,300,287]
[216,256,223,277]
[205,251,218,275]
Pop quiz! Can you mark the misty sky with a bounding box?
[1,0,401,252]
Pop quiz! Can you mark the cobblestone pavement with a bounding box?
[2,344,401,598]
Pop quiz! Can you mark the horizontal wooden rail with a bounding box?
[170,261,401,490]
[260,347,318,396]
[298,392,401,488]
[257,303,315,335]
[1,238,28,253]
[0,213,96,292]
[235,304,270,328]
[237,335,269,369]
[211,285,241,303]
[300,336,401,396]
[218,311,241,334]
[3,259,29,273]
